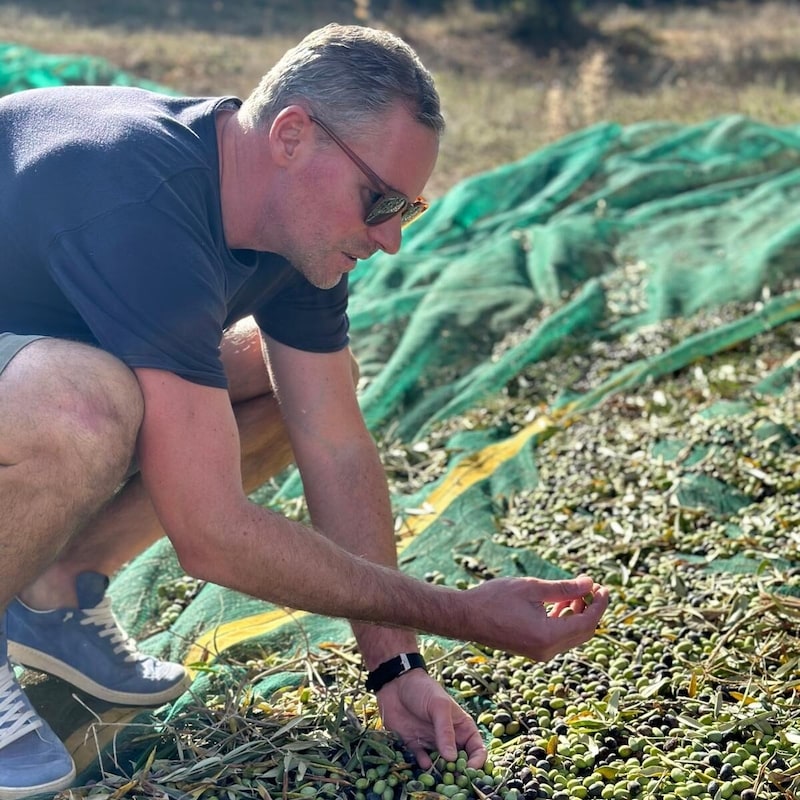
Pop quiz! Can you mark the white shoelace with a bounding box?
[78,597,143,664]
[0,661,41,748]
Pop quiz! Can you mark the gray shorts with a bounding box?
[0,333,47,375]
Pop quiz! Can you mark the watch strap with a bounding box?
[365,652,427,692]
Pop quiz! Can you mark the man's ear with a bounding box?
[268,105,314,167]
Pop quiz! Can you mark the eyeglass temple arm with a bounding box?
[308,114,394,195]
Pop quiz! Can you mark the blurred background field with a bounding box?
[2,0,800,196]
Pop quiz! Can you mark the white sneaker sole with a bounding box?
[8,642,191,706]
[0,764,76,800]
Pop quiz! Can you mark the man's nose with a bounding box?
[368,217,402,255]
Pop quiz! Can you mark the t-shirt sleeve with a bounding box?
[254,271,350,353]
[47,203,234,388]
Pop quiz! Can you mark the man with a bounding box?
[0,23,609,795]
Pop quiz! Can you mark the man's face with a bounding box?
[274,106,439,289]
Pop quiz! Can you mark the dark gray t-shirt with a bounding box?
[0,85,349,387]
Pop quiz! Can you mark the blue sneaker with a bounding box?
[7,571,190,706]
[0,621,76,799]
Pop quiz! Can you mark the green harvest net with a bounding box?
[2,44,799,784]
[0,42,174,94]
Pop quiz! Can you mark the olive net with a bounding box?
[3,45,799,788]
[0,41,174,94]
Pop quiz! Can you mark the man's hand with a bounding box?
[463,575,609,661]
[376,668,487,770]
[374,576,607,769]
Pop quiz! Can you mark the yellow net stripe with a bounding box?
[395,413,559,545]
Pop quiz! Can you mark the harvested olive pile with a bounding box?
[74,306,798,800]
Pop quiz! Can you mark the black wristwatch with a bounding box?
[365,652,428,692]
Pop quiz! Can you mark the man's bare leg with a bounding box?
[0,338,143,612]
[0,336,146,794]
[17,317,296,610]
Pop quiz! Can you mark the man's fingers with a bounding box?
[407,741,433,770]
[527,574,597,604]
[459,724,488,768]
[527,585,609,660]
[550,582,609,618]
[554,586,610,643]
[431,698,458,762]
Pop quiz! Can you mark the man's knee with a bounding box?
[0,339,143,482]
[68,348,144,460]
[221,318,271,404]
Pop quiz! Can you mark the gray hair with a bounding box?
[239,23,444,139]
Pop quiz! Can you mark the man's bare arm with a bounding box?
[134,366,608,660]
[263,339,418,669]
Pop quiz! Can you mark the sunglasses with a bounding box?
[309,115,429,228]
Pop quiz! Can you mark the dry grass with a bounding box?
[1,0,799,197]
